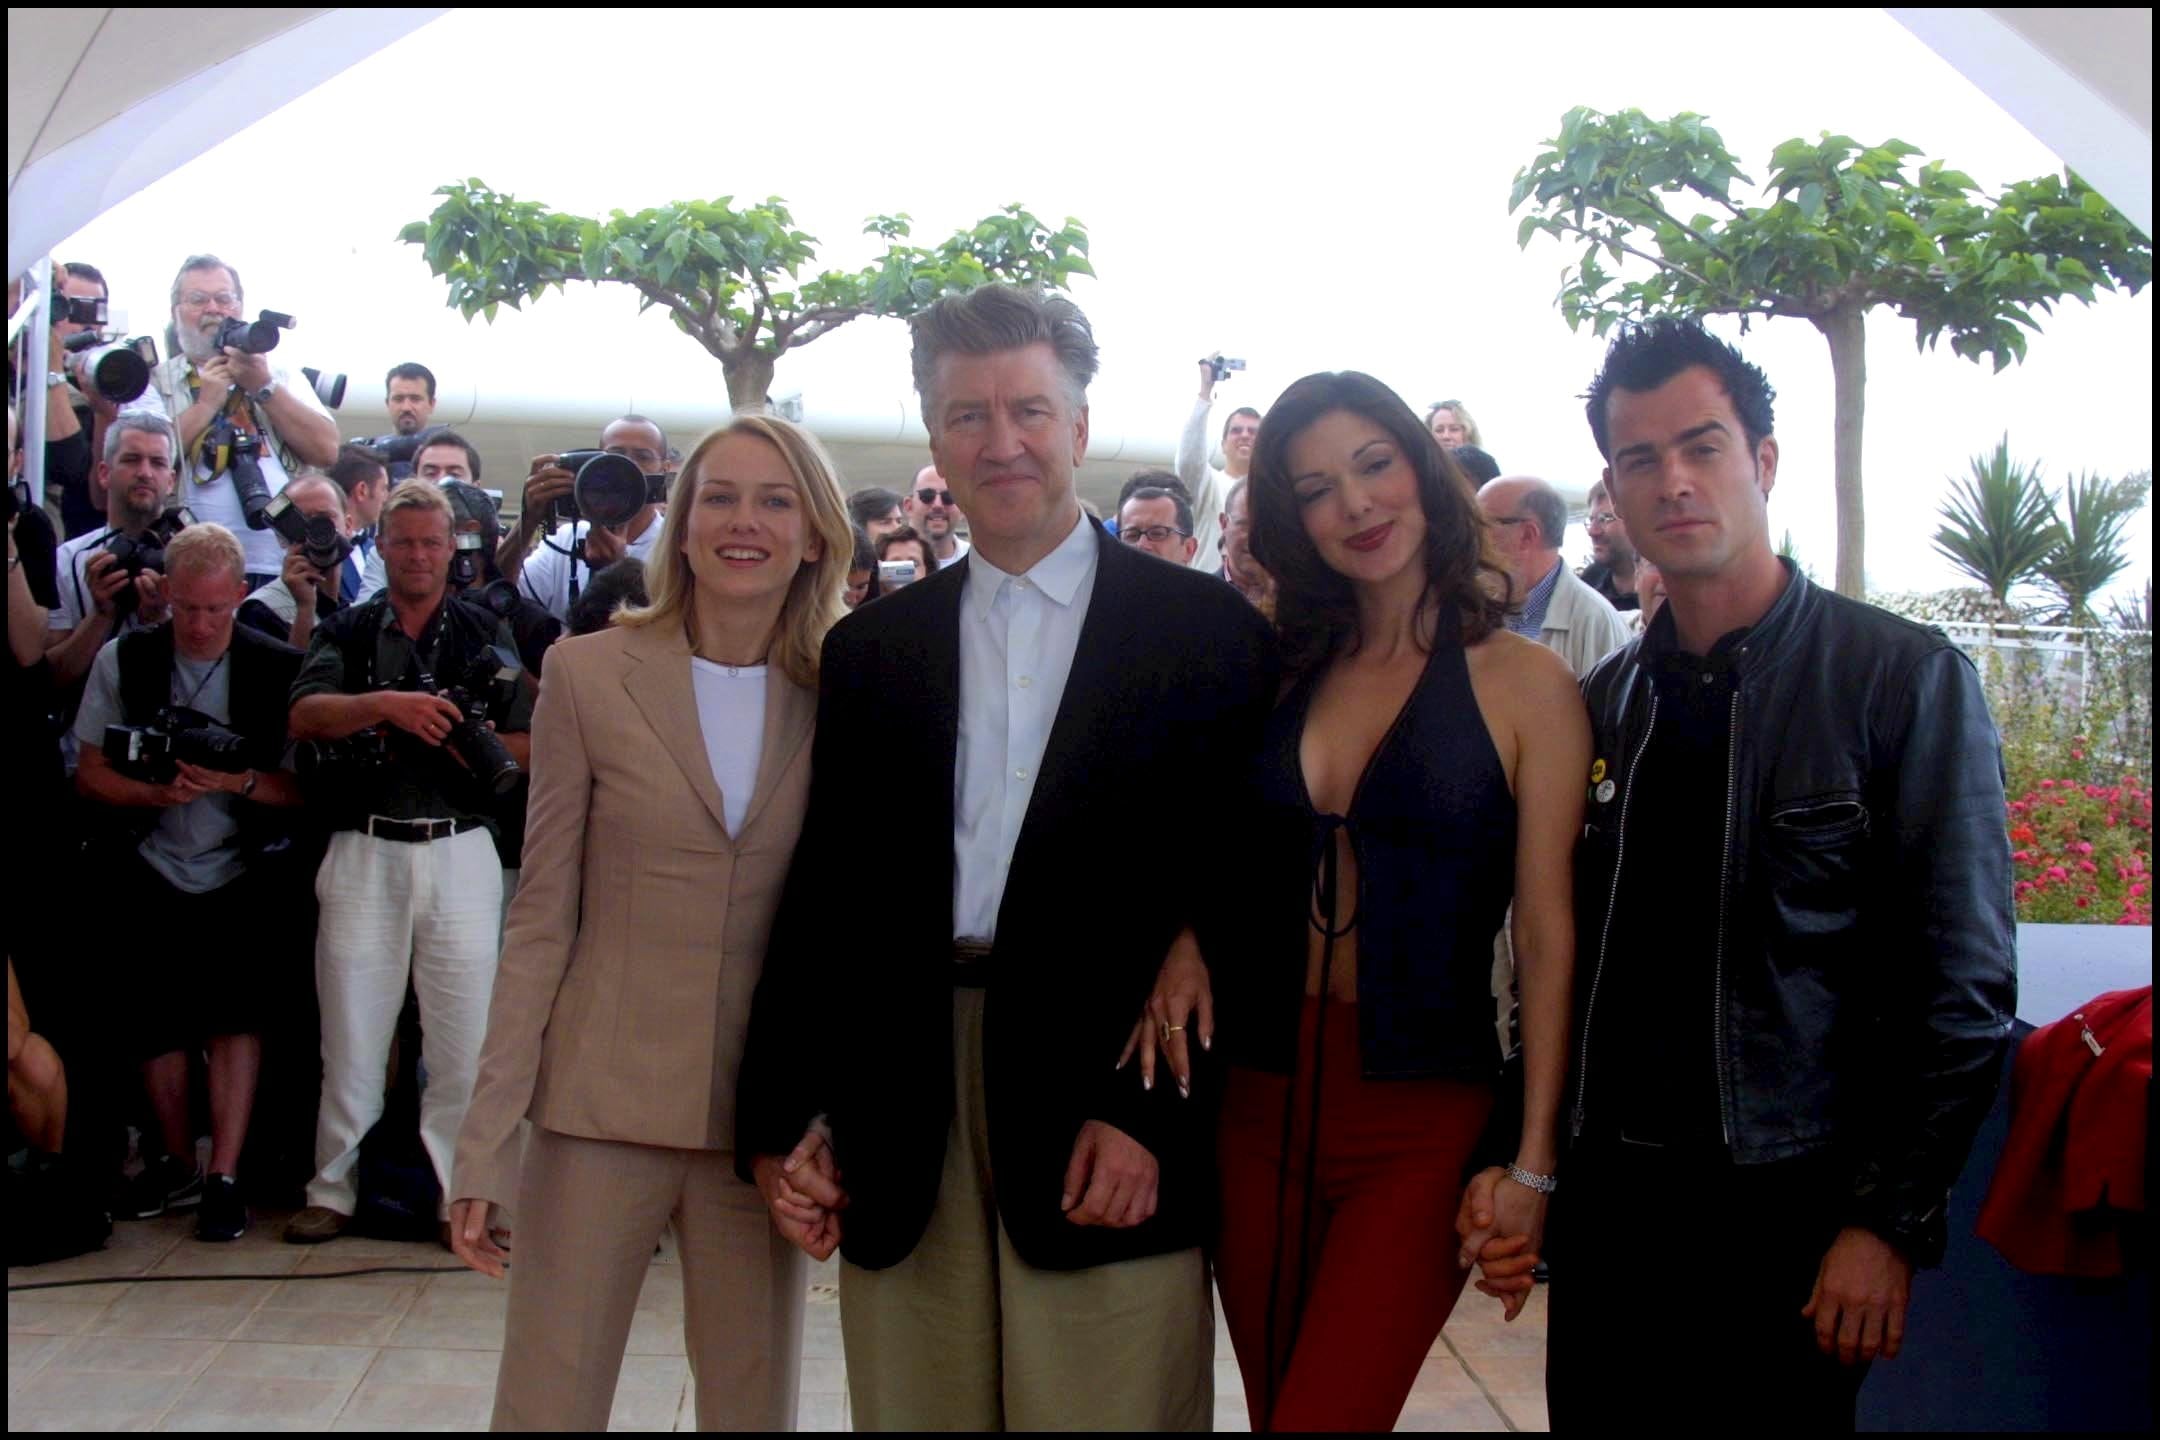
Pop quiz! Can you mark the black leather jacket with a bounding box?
[1573,562,2017,1265]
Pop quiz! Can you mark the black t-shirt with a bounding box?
[1581,560,1641,613]
[1602,625,1750,1148]
[53,414,102,540]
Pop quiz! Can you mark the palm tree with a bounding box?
[2039,470,2152,624]
[1931,436,2059,608]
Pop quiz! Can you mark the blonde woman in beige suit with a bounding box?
[448,413,854,1431]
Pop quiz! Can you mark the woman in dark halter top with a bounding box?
[1127,371,1589,1431]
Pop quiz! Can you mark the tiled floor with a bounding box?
[10,1211,1549,1431]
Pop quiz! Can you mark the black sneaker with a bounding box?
[196,1174,247,1242]
[117,1155,203,1220]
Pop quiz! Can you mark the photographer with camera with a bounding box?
[236,475,352,651]
[1175,356,1260,571]
[285,480,534,1246]
[326,445,389,603]
[72,523,305,1241]
[131,255,338,587]
[500,416,670,624]
[44,413,184,690]
[364,363,440,481]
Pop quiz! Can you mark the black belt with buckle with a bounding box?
[362,815,486,844]
[952,938,993,988]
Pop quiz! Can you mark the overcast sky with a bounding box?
[59,6,2151,603]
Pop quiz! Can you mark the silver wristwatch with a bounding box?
[251,380,278,407]
[1505,1163,1558,1195]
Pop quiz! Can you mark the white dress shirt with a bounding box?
[952,510,1099,941]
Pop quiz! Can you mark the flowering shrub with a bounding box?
[2007,772,2152,926]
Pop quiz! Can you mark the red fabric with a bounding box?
[1976,987,2151,1278]
[1215,999,1494,1432]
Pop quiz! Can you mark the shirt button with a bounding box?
[1017,676,1032,689]
[1015,768,1029,781]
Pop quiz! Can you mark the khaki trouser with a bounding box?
[491,1127,805,1432]
[839,987,1213,1431]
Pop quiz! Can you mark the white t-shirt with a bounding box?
[518,516,667,623]
[73,641,245,894]
[689,659,767,838]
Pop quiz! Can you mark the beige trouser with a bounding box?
[492,1126,805,1432]
[839,987,1214,1432]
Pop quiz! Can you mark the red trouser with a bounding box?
[1216,998,1494,1432]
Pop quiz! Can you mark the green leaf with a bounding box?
[1797,182,1824,220]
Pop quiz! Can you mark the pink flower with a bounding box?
[2047,866,2069,881]
[2077,897,2090,909]
[2041,780,2056,789]
[2075,841,2095,855]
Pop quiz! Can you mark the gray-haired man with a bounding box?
[741,285,1278,1430]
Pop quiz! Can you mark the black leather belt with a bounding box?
[361,815,486,844]
[952,938,993,988]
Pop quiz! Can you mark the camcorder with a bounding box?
[209,310,296,356]
[550,451,668,530]
[262,490,353,573]
[100,507,195,620]
[300,367,346,409]
[878,558,920,590]
[1203,353,1247,384]
[204,422,274,530]
[63,329,158,404]
[102,705,251,785]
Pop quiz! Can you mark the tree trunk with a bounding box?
[1816,303,1868,598]
[724,351,777,412]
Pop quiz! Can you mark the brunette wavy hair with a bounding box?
[1248,371,1510,677]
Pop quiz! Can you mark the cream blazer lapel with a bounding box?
[619,622,731,839]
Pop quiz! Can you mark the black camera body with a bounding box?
[101,508,195,621]
[263,491,352,573]
[102,705,252,785]
[203,422,275,530]
[62,329,157,404]
[209,311,296,356]
[549,451,667,530]
[433,682,521,796]
[53,293,108,328]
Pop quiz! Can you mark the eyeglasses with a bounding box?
[915,488,954,507]
[1587,511,1619,527]
[179,291,240,309]
[1489,516,1530,527]
[1119,525,1191,545]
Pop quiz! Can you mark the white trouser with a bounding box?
[308,827,503,1218]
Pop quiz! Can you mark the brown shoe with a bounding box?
[283,1205,351,1244]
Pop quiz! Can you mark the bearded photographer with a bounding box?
[130,254,338,587]
[45,413,183,691]
[498,416,670,623]
[72,523,306,1241]
[284,480,534,1247]
[237,475,352,651]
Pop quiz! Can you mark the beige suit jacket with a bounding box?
[453,620,815,1209]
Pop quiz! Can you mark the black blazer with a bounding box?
[738,524,1278,1271]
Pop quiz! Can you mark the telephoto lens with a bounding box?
[301,367,347,409]
[216,429,276,530]
[552,451,657,529]
[62,331,158,403]
[439,687,521,796]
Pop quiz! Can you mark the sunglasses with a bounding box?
[915,488,955,507]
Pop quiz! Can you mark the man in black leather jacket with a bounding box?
[1461,320,2016,1430]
